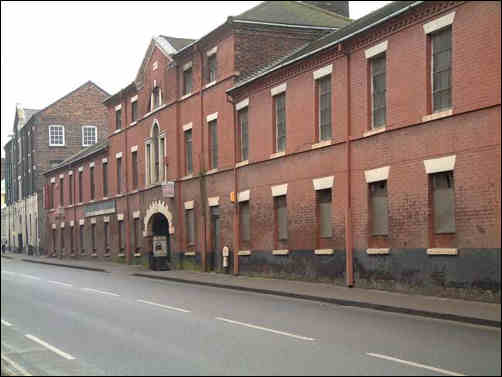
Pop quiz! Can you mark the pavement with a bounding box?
[3,252,500,328]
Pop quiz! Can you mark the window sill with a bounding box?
[181,175,193,181]
[113,129,123,135]
[184,252,196,256]
[363,126,386,138]
[422,109,453,123]
[272,249,289,255]
[314,249,334,255]
[270,151,285,159]
[204,81,217,89]
[180,92,194,101]
[236,160,248,168]
[312,140,332,150]
[206,168,218,175]
[129,121,138,127]
[49,145,66,148]
[118,253,125,257]
[427,248,458,256]
[238,250,251,256]
[366,248,390,255]
[134,253,141,257]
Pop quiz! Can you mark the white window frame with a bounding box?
[48,125,65,146]
[81,125,98,147]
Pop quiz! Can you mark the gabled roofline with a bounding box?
[228,1,423,95]
[231,19,339,30]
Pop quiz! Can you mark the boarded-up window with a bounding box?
[318,189,332,238]
[432,27,452,112]
[185,130,192,175]
[275,195,288,241]
[103,162,108,197]
[90,166,95,200]
[186,209,195,245]
[209,120,218,169]
[318,75,332,140]
[274,93,286,152]
[370,181,389,235]
[371,54,386,128]
[239,108,248,161]
[432,171,455,233]
[240,201,250,242]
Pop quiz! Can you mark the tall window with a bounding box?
[82,126,97,147]
[59,177,64,207]
[209,120,218,169]
[432,27,452,112]
[160,137,165,182]
[431,171,455,233]
[239,108,249,162]
[153,125,160,183]
[90,165,95,200]
[318,189,332,238]
[185,130,193,175]
[117,158,122,194]
[131,100,138,122]
[275,195,288,242]
[370,181,389,235]
[50,182,55,208]
[118,220,124,252]
[153,86,161,109]
[274,93,286,153]
[146,144,151,185]
[69,174,73,205]
[115,108,122,130]
[103,161,108,197]
[132,151,138,190]
[104,222,109,251]
[207,54,217,84]
[52,229,56,252]
[318,75,332,140]
[79,225,84,252]
[239,201,251,243]
[371,54,387,128]
[133,218,139,251]
[49,125,65,146]
[185,209,195,245]
[91,223,96,252]
[183,67,193,95]
[79,171,83,202]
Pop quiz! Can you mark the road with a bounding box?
[1,258,500,376]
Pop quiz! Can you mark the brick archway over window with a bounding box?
[143,200,174,236]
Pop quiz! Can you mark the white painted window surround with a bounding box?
[236,98,249,111]
[271,83,287,96]
[183,122,193,131]
[116,152,123,159]
[424,155,456,174]
[82,125,97,147]
[208,197,219,207]
[238,190,250,202]
[48,125,65,146]
[313,176,334,191]
[271,184,288,197]
[206,112,218,122]
[131,145,138,152]
[183,61,192,71]
[115,104,122,111]
[364,41,388,59]
[206,46,218,56]
[423,12,455,34]
[184,200,194,210]
[364,166,390,183]
[313,64,332,80]
[130,95,138,103]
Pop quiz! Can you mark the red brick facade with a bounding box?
[44,2,501,300]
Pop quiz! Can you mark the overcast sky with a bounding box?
[1,1,391,158]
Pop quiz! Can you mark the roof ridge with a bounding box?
[235,1,268,18]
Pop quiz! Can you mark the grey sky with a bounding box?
[1,1,391,158]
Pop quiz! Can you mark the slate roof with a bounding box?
[234,1,351,29]
[229,1,422,92]
[44,139,108,175]
[23,109,39,125]
[159,36,196,51]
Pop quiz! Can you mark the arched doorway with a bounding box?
[150,213,171,261]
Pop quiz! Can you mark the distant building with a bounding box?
[3,81,109,253]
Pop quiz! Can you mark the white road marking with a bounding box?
[81,288,120,297]
[48,280,73,288]
[215,317,315,341]
[25,334,76,360]
[1,354,32,376]
[1,319,13,327]
[367,353,466,376]
[137,299,191,313]
[1,270,17,275]
[19,274,41,280]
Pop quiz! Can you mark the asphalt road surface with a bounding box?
[1,258,500,376]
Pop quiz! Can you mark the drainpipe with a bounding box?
[342,44,354,287]
[197,45,209,272]
[226,94,239,275]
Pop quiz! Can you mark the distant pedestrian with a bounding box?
[2,243,6,255]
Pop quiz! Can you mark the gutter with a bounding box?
[227,2,423,94]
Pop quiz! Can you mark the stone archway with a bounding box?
[143,200,174,237]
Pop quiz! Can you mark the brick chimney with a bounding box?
[303,1,350,18]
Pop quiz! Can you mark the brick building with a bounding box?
[3,81,109,253]
[44,1,500,301]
